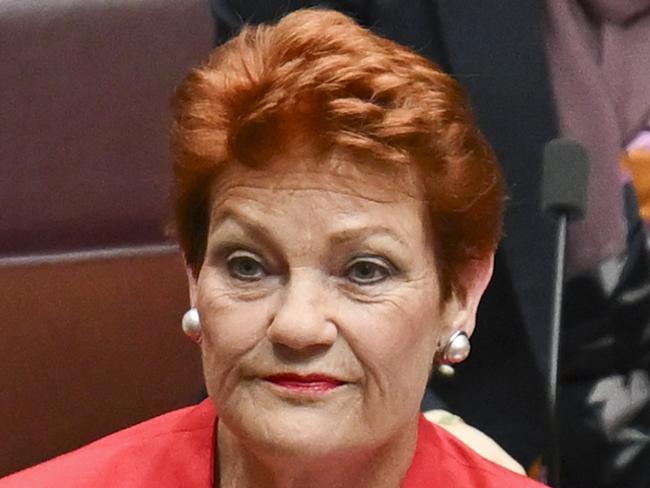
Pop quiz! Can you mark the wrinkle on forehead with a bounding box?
[210,146,426,206]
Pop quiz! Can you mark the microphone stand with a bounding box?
[541,138,589,487]
[547,213,566,488]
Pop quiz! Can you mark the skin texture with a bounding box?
[186,146,491,488]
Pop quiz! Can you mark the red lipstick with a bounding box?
[265,373,345,392]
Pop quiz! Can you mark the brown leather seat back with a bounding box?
[0,0,213,476]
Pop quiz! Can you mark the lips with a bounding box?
[264,373,345,392]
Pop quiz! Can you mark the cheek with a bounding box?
[196,271,270,350]
[340,292,439,390]
[196,272,273,392]
[200,299,268,353]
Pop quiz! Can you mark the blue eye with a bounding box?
[227,251,266,281]
[346,257,393,285]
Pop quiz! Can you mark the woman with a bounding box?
[1,9,545,487]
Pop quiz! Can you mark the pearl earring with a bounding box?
[441,330,471,364]
[181,308,202,343]
[436,331,471,377]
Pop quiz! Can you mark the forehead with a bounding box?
[210,146,426,205]
[205,148,434,251]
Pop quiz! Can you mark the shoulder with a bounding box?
[406,416,547,488]
[424,409,525,474]
[0,401,216,488]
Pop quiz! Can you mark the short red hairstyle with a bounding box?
[170,8,504,299]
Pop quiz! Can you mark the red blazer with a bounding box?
[0,401,546,487]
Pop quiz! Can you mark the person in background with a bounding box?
[210,1,650,486]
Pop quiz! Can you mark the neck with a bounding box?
[215,417,419,488]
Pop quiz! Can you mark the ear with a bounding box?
[185,263,199,308]
[444,254,494,338]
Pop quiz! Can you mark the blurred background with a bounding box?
[0,0,213,476]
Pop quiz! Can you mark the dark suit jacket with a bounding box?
[209,0,558,467]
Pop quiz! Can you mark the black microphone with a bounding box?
[543,138,589,219]
[541,138,590,488]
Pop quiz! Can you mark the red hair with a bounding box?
[170,8,504,299]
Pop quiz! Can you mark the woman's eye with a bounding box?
[345,257,393,285]
[227,252,266,281]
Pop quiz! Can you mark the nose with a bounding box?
[267,270,337,351]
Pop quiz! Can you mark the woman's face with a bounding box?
[191,149,467,457]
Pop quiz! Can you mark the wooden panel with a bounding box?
[0,251,204,476]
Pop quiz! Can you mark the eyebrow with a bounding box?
[327,225,408,248]
[209,207,410,251]
[208,208,277,247]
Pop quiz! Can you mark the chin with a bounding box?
[230,402,369,459]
